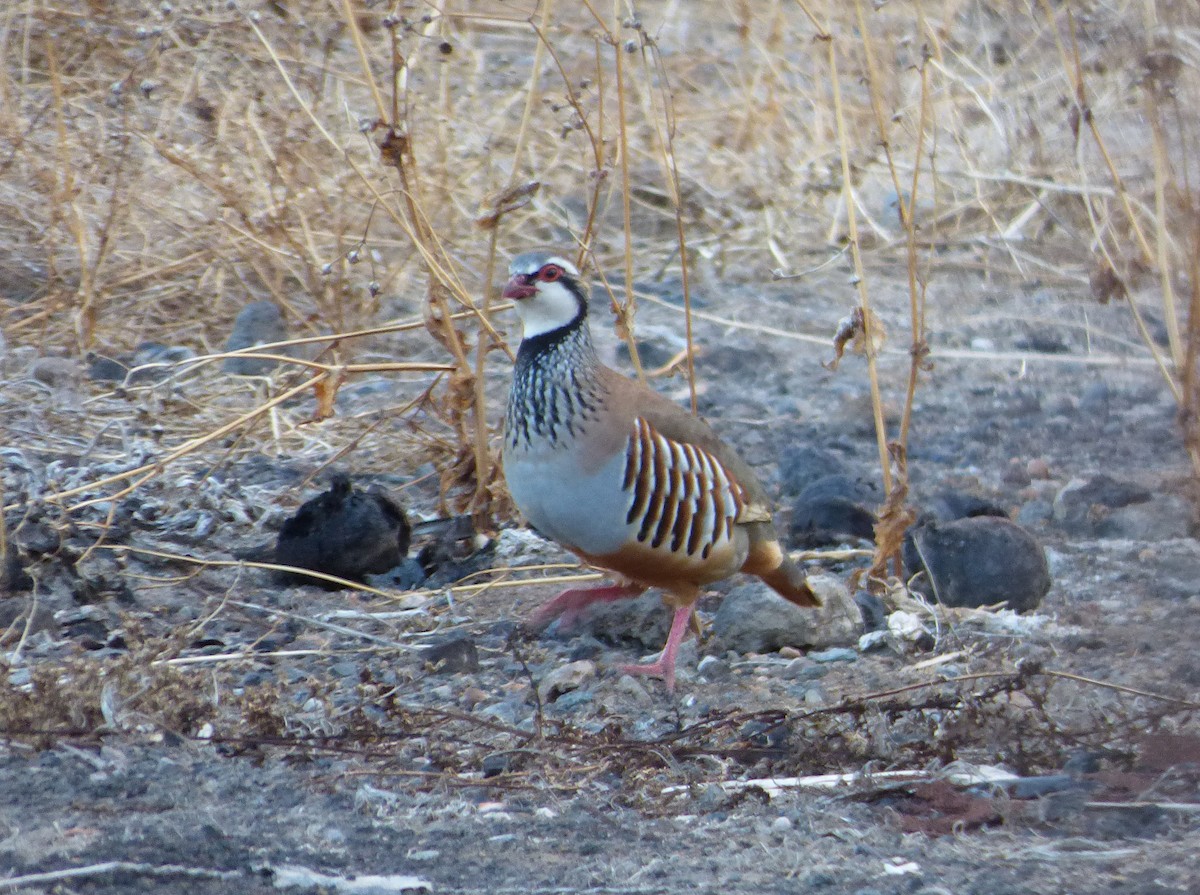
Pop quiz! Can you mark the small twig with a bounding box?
[0,861,241,890]
[1045,670,1200,710]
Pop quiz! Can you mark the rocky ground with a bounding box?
[2,263,1198,895]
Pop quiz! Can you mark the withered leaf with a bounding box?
[476,181,541,230]
[824,306,886,371]
[311,369,346,421]
[1089,260,1127,304]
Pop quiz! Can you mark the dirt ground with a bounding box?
[3,267,1199,894]
[3,2,1200,893]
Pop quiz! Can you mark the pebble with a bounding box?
[1001,459,1031,486]
[782,658,828,681]
[549,689,593,712]
[421,636,480,675]
[1026,458,1052,480]
[537,660,596,704]
[696,654,731,680]
[460,687,488,709]
[30,356,82,388]
[274,474,410,586]
[478,699,525,726]
[906,516,1051,612]
[223,301,289,375]
[771,816,794,832]
[808,647,857,664]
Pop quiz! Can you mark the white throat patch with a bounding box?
[514,278,584,339]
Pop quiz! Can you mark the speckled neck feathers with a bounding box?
[505,312,607,452]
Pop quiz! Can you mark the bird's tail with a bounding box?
[759,554,820,607]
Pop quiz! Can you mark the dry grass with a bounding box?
[1,1,1198,543]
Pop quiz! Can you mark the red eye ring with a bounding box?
[538,264,563,282]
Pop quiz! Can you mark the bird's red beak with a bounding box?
[503,274,537,300]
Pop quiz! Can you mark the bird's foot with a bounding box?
[618,657,676,692]
[615,605,695,693]
[528,583,645,632]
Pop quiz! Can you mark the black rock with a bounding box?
[905,516,1051,612]
[924,490,1008,523]
[223,301,289,375]
[1,549,32,593]
[274,474,410,587]
[421,636,480,674]
[903,491,1010,571]
[776,445,849,497]
[1013,332,1069,354]
[86,353,130,382]
[129,342,196,383]
[789,474,878,546]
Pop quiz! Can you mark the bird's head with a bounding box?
[503,251,587,339]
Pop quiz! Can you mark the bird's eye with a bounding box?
[539,264,563,282]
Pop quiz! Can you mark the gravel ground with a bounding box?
[2,267,1198,895]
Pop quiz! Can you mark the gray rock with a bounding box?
[1016,499,1053,528]
[907,516,1051,612]
[537,660,596,703]
[1103,495,1193,541]
[223,301,289,375]
[566,591,672,651]
[1052,474,1152,536]
[711,574,859,653]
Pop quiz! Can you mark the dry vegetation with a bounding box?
[1,0,1200,863]
[3,0,1199,515]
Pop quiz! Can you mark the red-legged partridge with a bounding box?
[502,250,819,690]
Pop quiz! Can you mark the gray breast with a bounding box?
[503,438,632,557]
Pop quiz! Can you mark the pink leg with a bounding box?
[619,605,693,692]
[529,582,646,631]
